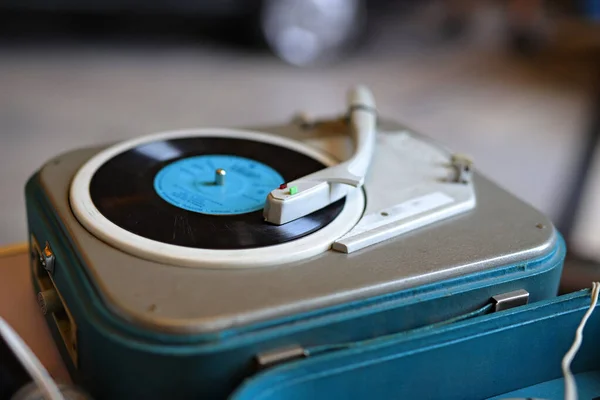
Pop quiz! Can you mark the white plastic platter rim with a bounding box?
[69,129,366,269]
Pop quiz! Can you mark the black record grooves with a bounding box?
[89,137,345,250]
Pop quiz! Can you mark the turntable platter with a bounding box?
[70,129,365,268]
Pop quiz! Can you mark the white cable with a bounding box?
[561,282,600,400]
[0,317,64,400]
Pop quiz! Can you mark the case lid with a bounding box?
[230,290,600,400]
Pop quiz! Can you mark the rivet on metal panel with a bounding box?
[492,289,530,312]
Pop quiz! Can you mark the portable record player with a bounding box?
[25,87,565,399]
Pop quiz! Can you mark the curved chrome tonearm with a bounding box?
[263,86,377,225]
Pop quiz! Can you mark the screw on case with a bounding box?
[450,154,473,184]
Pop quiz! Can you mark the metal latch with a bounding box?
[41,241,55,275]
[256,345,307,369]
[492,289,529,312]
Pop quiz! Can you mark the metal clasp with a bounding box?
[492,289,529,312]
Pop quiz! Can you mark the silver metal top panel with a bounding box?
[38,120,557,334]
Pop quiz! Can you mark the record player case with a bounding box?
[25,118,566,399]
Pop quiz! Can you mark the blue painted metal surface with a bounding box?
[25,173,567,400]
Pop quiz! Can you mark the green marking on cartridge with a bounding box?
[289,186,298,195]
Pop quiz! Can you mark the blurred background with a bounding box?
[1,0,599,289]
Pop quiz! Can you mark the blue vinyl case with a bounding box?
[25,120,568,399]
[232,289,600,400]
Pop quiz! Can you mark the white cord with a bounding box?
[561,282,600,400]
[0,317,64,400]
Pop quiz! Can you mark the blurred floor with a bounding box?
[0,4,599,245]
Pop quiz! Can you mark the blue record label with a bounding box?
[154,155,284,215]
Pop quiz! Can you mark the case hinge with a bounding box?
[492,289,529,312]
[256,345,307,369]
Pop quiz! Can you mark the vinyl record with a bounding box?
[88,136,345,250]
